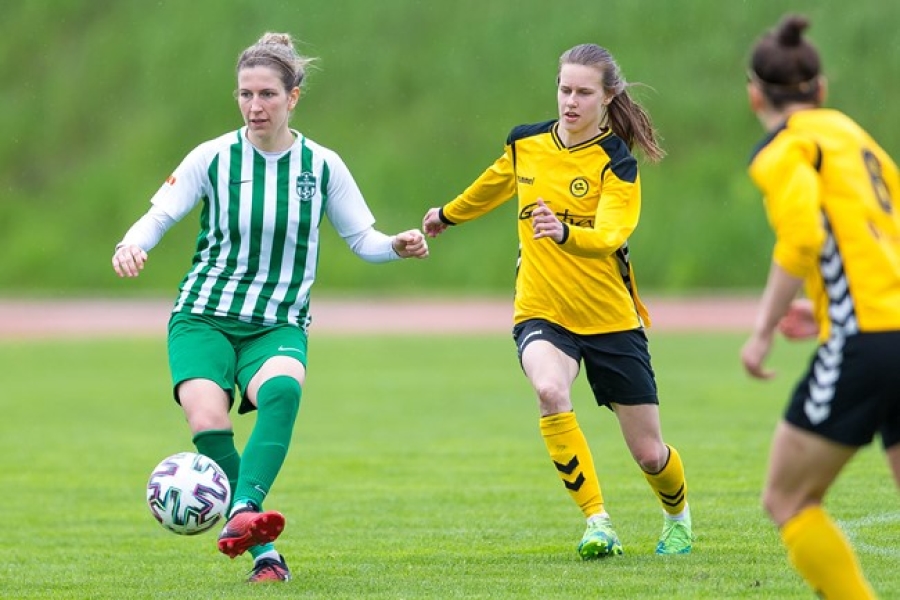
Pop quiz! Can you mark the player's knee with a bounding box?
[634,443,669,474]
[257,375,302,420]
[178,379,232,433]
[187,414,232,434]
[761,486,810,527]
[181,395,232,434]
[534,380,570,408]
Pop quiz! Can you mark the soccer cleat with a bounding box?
[217,506,286,558]
[577,516,624,560]
[655,506,693,555]
[248,554,291,583]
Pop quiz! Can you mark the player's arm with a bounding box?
[112,144,210,278]
[742,136,822,377]
[752,135,824,279]
[325,151,428,261]
[113,205,177,277]
[741,263,804,379]
[343,227,429,262]
[532,164,639,257]
[423,150,517,237]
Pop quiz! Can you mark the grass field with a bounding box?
[2,332,897,599]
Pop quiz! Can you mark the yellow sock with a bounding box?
[539,412,603,518]
[642,445,687,515]
[781,506,876,599]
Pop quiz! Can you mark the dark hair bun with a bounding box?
[776,15,810,47]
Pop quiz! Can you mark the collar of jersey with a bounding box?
[551,123,613,152]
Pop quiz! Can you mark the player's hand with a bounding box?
[392,229,429,259]
[532,198,563,242]
[778,298,818,340]
[422,208,448,238]
[740,330,776,380]
[112,244,148,278]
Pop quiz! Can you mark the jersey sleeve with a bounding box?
[148,141,214,221]
[323,151,377,238]
[560,156,641,257]
[750,134,824,278]
[442,148,517,224]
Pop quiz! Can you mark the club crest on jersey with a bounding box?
[296,172,317,201]
[569,177,589,198]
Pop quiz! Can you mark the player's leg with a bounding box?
[583,329,692,554]
[882,383,900,490]
[183,381,240,496]
[769,331,898,598]
[168,314,241,497]
[764,421,875,598]
[217,326,306,569]
[216,359,303,559]
[234,356,304,511]
[885,443,900,488]
[614,403,692,554]
[888,443,900,489]
[515,320,621,559]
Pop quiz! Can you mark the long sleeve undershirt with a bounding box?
[118,204,400,263]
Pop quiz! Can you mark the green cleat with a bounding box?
[655,506,693,555]
[577,516,624,560]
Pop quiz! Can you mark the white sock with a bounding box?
[255,549,280,564]
[665,504,689,521]
[229,500,261,518]
[587,511,610,524]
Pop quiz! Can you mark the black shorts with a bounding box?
[512,318,658,409]
[785,331,900,448]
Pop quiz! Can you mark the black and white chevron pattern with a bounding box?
[804,219,858,426]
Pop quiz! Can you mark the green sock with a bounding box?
[192,429,240,508]
[249,542,276,560]
[234,376,301,508]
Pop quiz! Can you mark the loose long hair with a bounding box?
[559,44,664,163]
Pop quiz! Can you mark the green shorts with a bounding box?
[167,312,308,414]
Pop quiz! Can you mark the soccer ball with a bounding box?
[146,452,231,535]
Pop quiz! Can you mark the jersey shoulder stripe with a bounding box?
[598,135,638,183]
[507,120,556,145]
[748,122,787,164]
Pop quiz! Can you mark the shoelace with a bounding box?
[251,558,288,579]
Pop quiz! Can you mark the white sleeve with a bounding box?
[116,141,213,251]
[323,151,377,237]
[344,227,401,263]
[147,142,214,221]
[118,204,177,252]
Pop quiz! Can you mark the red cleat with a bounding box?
[247,554,291,583]
[217,509,285,558]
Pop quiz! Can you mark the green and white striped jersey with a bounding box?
[149,127,376,328]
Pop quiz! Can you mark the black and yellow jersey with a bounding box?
[441,120,650,334]
[749,108,900,340]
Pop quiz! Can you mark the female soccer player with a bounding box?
[112,32,428,583]
[422,43,692,558]
[741,14,900,599]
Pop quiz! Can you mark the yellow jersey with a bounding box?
[442,120,650,334]
[749,108,900,339]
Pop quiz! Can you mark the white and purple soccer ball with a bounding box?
[146,452,231,535]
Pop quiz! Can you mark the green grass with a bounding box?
[2,332,897,598]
